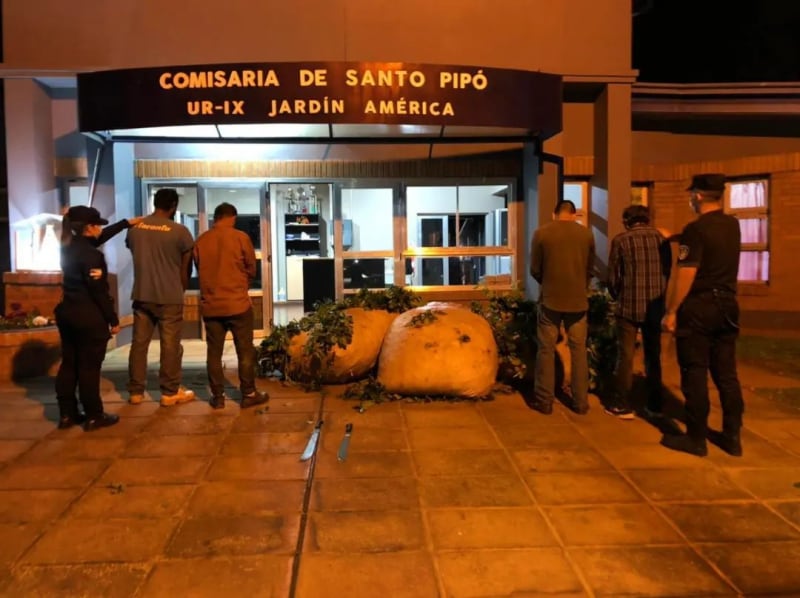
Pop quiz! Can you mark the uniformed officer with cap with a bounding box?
[661,174,745,457]
[55,205,127,431]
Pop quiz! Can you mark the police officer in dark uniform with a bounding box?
[661,174,745,457]
[55,205,126,431]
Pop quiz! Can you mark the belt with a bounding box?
[690,289,736,298]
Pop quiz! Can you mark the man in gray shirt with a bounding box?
[530,200,596,414]
[126,188,195,406]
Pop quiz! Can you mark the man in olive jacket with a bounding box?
[530,200,596,414]
[193,202,268,409]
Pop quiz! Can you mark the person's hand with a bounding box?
[661,312,676,334]
[127,216,144,226]
[110,325,121,335]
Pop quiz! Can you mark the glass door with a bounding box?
[200,182,271,336]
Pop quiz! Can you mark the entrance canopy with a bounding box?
[77,61,562,145]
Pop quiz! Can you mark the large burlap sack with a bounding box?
[377,302,498,397]
[287,307,395,383]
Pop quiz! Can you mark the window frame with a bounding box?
[724,177,770,284]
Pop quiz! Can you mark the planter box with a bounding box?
[0,327,61,383]
[3,271,63,318]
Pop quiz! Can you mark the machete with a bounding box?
[299,420,323,461]
[337,423,353,462]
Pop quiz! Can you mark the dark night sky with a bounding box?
[633,0,800,83]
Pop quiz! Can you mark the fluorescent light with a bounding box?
[216,124,329,138]
[109,125,219,138]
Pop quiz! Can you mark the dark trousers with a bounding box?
[55,314,109,419]
[203,307,256,398]
[614,300,664,411]
[128,301,184,395]
[534,306,589,408]
[676,293,744,441]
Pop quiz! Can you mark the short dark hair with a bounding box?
[213,202,238,220]
[622,205,650,227]
[153,188,180,211]
[554,200,577,215]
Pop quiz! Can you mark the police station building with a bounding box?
[3,0,800,339]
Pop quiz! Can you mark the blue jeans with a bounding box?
[128,301,184,395]
[534,306,589,408]
[203,307,256,398]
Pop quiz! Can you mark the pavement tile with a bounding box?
[152,399,236,416]
[123,433,223,458]
[545,504,683,546]
[1,563,150,597]
[512,447,613,473]
[187,480,306,517]
[0,420,55,439]
[143,414,236,435]
[724,467,800,499]
[708,431,800,468]
[402,405,487,428]
[0,522,45,563]
[659,503,800,542]
[22,518,178,564]
[0,401,58,421]
[524,471,643,505]
[490,423,591,449]
[407,426,500,450]
[436,548,584,597]
[310,478,419,512]
[259,396,321,413]
[625,468,750,502]
[230,411,317,433]
[598,443,716,469]
[221,431,309,455]
[320,425,407,452]
[0,489,80,523]
[569,545,733,596]
[67,484,193,519]
[323,408,404,430]
[105,401,161,417]
[413,449,516,477]
[206,454,310,481]
[0,460,107,489]
[314,449,415,478]
[575,420,667,447]
[418,475,532,508]
[78,416,150,436]
[100,457,207,485]
[745,418,800,441]
[427,508,559,549]
[295,552,437,598]
[141,555,292,597]
[166,514,300,557]
[19,436,129,462]
[306,510,425,552]
[0,438,36,462]
[771,501,800,528]
[699,542,800,595]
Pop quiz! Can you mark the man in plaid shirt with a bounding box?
[606,205,672,419]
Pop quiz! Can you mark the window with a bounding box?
[725,179,769,283]
[631,184,650,207]
[563,181,588,226]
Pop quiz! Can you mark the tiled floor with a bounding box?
[0,340,799,596]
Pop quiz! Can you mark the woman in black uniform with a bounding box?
[55,206,134,431]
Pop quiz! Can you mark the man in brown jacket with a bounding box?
[193,202,268,409]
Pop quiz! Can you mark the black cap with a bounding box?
[686,173,726,193]
[66,205,109,225]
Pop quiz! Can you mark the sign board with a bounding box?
[77,62,562,137]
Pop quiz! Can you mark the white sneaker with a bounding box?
[129,393,145,405]
[160,387,196,407]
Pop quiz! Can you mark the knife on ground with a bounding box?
[337,423,353,462]
[300,420,323,462]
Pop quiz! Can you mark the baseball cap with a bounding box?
[66,205,109,225]
[686,174,726,193]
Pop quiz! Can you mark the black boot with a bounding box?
[58,412,86,430]
[84,413,120,432]
[708,430,743,457]
[660,433,708,457]
[241,391,269,409]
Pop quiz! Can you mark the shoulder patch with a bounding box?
[678,245,690,261]
[89,268,103,280]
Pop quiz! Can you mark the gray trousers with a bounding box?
[128,301,184,395]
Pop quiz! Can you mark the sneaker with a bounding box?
[241,391,269,409]
[129,393,145,405]
[57,412,86,430]
[660,433,708,457]
[571,401,590,415]
[160,387,196,407]
[530,400,553,415]
[84,413,120,432]
[642,406,664,420]
[604,405,635,420]
[209,395,226,410]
